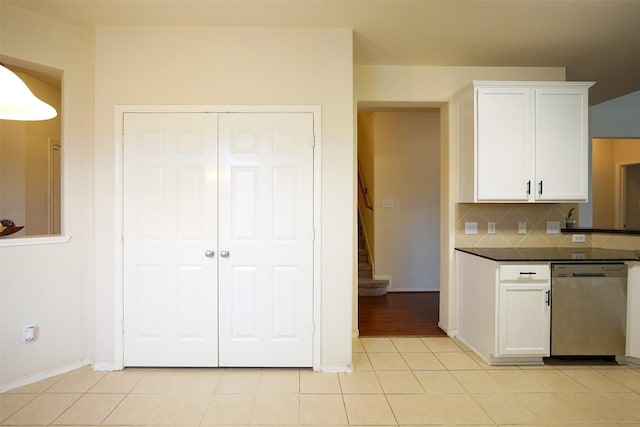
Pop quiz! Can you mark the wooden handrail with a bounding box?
[358,166,373,211]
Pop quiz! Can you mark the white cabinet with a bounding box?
[627,262,640,362]
[496,265,551,356]
[456,81,593,203]
[457,251,550,364]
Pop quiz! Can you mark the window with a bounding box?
[0,61,62,239]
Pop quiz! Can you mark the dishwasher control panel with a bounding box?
[552,263,627,278]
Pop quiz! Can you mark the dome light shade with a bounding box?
[0,64,57,121]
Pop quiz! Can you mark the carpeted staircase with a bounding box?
[358,221,389,296]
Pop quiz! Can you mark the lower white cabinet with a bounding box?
[496,265,551,356]
[457,251,550,364]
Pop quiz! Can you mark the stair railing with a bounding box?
[358,166,373,211]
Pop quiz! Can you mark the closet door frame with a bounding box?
[112,104,322,371]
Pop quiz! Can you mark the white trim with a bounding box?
[113,109,124,370]
[615,159,640,229]
[48,138,62,235]
[0,235,71,247]
[310,106,323,372]
[0,358,91,393]
[113,105,322,370]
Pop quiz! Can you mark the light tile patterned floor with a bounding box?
[2,336,640,426]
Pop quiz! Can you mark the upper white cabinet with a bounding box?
[456,81,594,203]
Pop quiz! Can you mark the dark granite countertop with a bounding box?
[456,247,640,262]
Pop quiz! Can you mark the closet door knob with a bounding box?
[220,250,230,258]
[204,250,215,258]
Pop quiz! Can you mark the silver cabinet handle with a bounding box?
[220,250,230,258]
[204,250,215,258]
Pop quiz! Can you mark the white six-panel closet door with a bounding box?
[123,112,219,367]
[123,111,314,367]
[217,112,314,367]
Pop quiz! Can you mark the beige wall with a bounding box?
[355,64,566,334]
[0,120,26,228]
[592,139,616,228]
[0,3,94,389]
[361,111,441,291]
[93,26,354,370]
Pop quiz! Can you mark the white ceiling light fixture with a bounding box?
[0,64,57,121]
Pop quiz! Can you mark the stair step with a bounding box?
[358,278,389,296]
[358,262,372,279]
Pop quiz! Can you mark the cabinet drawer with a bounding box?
[500,264,550,281]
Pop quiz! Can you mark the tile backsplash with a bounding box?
[456,203,640,250]
[456,203,589,248]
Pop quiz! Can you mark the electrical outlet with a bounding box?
[381,199,394,208]
[464,222,478,234]
[488,222,496,234]
[22,324,37,343]
[518,221,527,234]
[572,234,586,243]
[546,221,560,234]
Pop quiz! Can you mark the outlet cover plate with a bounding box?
[518,221,527,234]
[572,234,586,243]
[488,222,496,234]
[546,221,560,234]
[465,222,478,235]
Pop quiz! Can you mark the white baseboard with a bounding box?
[92,362,121,371]
[0,358,92,393]
[316,364,352,373]
[625,355,640,366]
[386,287,440,292]
[438,321,456,337]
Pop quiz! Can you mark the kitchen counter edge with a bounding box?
[455,247,640,262]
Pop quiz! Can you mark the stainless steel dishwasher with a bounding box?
[551,263,627,357]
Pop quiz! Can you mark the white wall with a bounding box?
[355,65,566,334]
[0,3,94,389]
[591,90,640,138]
[369,111,440,291]
[93,27,354,370]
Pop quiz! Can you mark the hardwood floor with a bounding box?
[358,291,447,336]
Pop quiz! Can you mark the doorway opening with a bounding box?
[591,138,640,230]
[621,162,640,230]
[356,105,445,336]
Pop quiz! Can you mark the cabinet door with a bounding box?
[476,87,533,201]
[534,88,589,201]
[497,282,550,356]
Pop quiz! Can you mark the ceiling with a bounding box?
[5,0,640,105]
